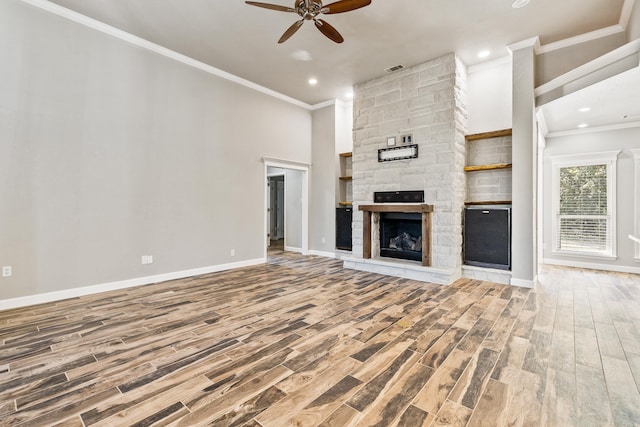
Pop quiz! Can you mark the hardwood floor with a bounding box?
[1,250,640,426]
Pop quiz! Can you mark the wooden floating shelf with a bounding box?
[339,152,353,158]
[339,176,353,181]
[465,128,512,141]
[338,201,353,207]
[464,163,512,172]
[465,201,512,206]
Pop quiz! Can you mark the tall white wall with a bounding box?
[467,58,512,134]
[0,0,312,300]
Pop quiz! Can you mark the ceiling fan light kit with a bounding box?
[246,0,372,43]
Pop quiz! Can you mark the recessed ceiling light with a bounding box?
[291,50,313,61]
[512,0,530,8]
[577,123,589,129]
[478,50,491,59]
[308,78,318,86]
[578,107,591,112]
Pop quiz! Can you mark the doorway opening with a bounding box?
[263,158,309,259]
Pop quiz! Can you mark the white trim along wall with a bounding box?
[0,258,265,311]
[632,149,640,261]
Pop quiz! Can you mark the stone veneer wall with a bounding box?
[351,53,467,272]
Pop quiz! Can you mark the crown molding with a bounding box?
[467,55,512,74]
[18,0,314,110]
[536,108,550,137]
[546,121,640,138]
[311,99,337,110]
[537,25,625,54]
[507,36,541,53]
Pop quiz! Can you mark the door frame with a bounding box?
[263,157,310,258]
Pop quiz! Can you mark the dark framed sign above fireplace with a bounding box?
[378,144,418,162]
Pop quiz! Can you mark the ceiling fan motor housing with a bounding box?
[296,0,324,20]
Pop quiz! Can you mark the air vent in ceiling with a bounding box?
[384,64,405,73]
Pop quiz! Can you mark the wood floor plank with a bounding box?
[601,355,640,426]
[352,362,434,427]
[449,347,499,410]
[466,379,510,427]
[575,363,614,426]
[255,358,360,426]
[393,404,433,427]
[431,399,473,427]
[317,403,359,427]
[412,349,472,415]
[504,369,543,426]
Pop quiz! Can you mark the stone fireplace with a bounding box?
[343,53,467,285]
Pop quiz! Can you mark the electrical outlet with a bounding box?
[230,249,236,257]
[141,255,153,265]
[147,255,153,264]
[2,266,12,277]
[322,237,326,244]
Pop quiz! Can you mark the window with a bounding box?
[551,151,619,258]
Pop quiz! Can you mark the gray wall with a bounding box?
[310,105,337,253]
[0,0,312,299]
[285,169,303,251]
[542,128,640,269]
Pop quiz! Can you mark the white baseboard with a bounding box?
[0,258,266,311]
[284,246,303,253]
[541,258,640,275]
[510,277,536,288]
[308,250,336,259]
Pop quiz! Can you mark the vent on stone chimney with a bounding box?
[384,64,405,73]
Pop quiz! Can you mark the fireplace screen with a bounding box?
[379,212,422,261]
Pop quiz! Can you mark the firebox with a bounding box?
[379,212,422,262]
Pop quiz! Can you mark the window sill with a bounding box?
[552,250,617,260]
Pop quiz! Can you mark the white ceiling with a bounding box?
[540,65,640,135]
[46,0,628,108]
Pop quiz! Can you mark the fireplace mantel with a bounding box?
[359,204,433,213]
[359,203,433,266]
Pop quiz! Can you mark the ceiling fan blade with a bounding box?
[278,19,304,43]
[314,19,344,43]
[245,1,295,12]
[321,0,371,14]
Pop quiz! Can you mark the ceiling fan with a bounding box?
[245,0,372,44]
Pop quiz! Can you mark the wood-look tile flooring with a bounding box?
[1,250,640,426]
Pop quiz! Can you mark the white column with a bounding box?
[508,37,539,288]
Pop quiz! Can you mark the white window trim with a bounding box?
[632,149,640,262]
[551,150,620,259]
